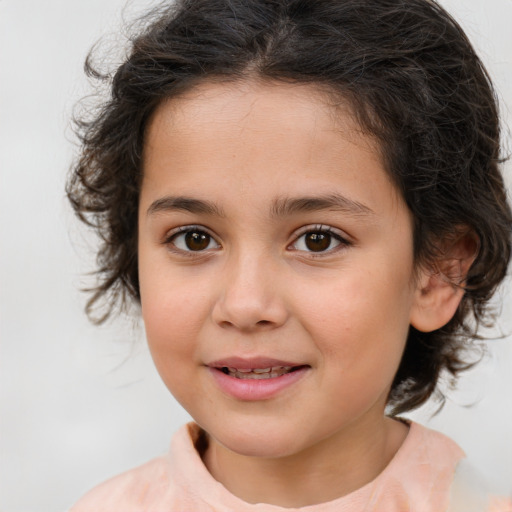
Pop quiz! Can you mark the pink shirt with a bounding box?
[70,422,512,512]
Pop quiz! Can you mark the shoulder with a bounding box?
[69,456,172,512]
[448,459,512,512]
[68,423,212,512]
[403,422,512,512]
[389,420,466,477]
[367,420,465,510]
[382,421,511,512]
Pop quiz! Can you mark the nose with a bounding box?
[211,251,289,332]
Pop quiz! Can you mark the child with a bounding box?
[67,0,512,510]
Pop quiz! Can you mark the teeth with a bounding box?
[222,366,295,379]
[253,368,271,374]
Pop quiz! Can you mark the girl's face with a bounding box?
[138,81,421,459]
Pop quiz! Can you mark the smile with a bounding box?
[208,359,310,400]
[220,366,296,379]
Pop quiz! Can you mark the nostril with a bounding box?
[256,320,272,326]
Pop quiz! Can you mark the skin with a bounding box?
[137,80,461,507]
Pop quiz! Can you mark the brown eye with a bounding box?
[185,231,210,251]
[291,227,346,254]
[304,232,331,252]
[169,228,220,252]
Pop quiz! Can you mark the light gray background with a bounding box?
[0,1,511,511]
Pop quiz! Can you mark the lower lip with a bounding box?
[208,367,309,401]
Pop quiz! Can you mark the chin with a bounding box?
[220,435,300,459]
[204,419,313,459]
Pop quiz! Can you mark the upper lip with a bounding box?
[206,357,305,370]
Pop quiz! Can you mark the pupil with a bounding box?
[305,232,330,252]
[185,231,210,251]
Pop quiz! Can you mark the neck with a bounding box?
[203,415,409,507]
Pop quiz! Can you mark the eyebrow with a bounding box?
[146,193,374,219]
[270,194,375,218]
[146,196,226,217]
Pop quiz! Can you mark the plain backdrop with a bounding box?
[0,1,511,510]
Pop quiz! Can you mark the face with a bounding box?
[138,80,421,459]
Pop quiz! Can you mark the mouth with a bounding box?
[207,358,310,400]
[218,365,307,380]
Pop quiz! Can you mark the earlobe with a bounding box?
[410,270,465,332]
[410,231,478,333]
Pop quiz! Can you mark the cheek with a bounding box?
[139,266,209,389]
[293,265,412,374]
[142,293,206,412]
[140,249,204,341]
[142,287,202,352]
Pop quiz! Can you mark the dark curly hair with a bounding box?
[67,0,512,414]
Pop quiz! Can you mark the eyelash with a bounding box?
[164,225,221,256]
[289,225,351,257]
[163,224,351,257]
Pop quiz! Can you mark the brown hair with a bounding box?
[67,0,512,414]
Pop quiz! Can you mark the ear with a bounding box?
[410,230,478,333]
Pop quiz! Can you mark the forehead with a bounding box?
[141,80,402,219]
[145,79,380,160]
